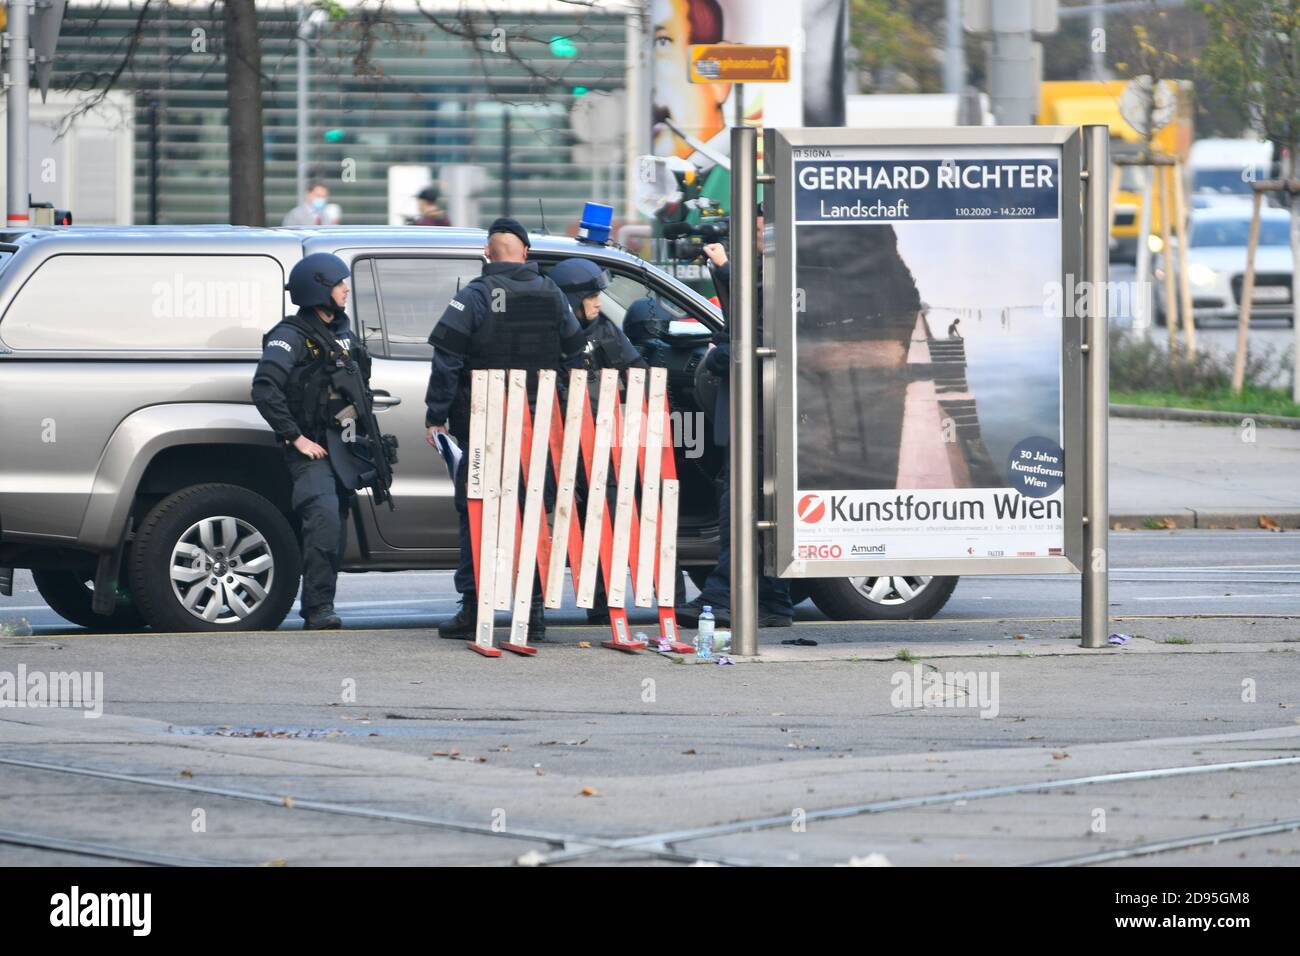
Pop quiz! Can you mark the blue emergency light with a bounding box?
[577,202,614,244]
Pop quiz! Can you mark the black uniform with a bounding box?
[424,260,586,597]
[252,307,369,620]
[578,312,646,400]
[694,259,792,621]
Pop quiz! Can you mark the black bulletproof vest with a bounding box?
[464,272,564,372]
[270,311,369,442]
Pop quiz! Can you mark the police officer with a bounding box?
[425,217,587,640]
[550,258,646,399]
[252,253,372,630]
[676,209,794,629]
[623,297,673,368]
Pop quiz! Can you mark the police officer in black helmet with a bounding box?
[550,258,646,400]
[252,253,370,630]
[425,217,586,641]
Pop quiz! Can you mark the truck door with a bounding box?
[348,253,482,551]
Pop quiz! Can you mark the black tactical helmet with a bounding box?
[286,253,350,308]
[550,257,610,295]
[550,258,609,320]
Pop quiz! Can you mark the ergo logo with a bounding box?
[797,543,842,559]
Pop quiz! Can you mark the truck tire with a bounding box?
[128,483,301,633]
[808,575,958,621]
[32,569,145,632]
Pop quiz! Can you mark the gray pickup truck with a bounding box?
[0,225,957,631]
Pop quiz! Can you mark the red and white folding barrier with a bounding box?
[462,366,687,657]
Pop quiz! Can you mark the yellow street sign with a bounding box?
[689,44,790,83]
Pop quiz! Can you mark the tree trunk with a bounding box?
[224,0,265,226]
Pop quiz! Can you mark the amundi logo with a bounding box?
[797,494,826,524]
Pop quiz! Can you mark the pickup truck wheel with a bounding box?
[31,569,145,632]
[129,483,300,632]
[808,575,958,621]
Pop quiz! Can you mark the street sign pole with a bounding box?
[730,125,759,657]
[1082,123,1110,649]
[6,0,31,227]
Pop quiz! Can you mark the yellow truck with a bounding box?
[1038,80,1193,261]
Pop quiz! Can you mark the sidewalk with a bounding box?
[1110,415,1300,528]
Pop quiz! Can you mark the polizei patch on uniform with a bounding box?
[448,299,466,311]
[268,339,292,352]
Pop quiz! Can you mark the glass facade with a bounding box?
[49,1,628,228]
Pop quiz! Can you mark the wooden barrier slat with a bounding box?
[493,370,526,611]
[545,370,588,608]
[509,370,555,646]
[606,367,645,608]
[576,370,618,607]
[635,368,666,607]
[657,478,679,608]
[474,370,507,648]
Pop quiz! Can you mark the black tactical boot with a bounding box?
[438,593,476,639]
[528,596,546,642]
[303,606,343,630]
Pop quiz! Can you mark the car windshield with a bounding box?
[1193,167,1266,195]
[1190,217,1290,248]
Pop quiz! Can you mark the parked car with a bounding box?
[0,225,958,632]
[1155,206,1295,327]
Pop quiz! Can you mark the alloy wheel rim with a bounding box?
[169,516,274,624]
[846,575,932,606]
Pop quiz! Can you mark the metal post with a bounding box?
[729,126,758,657]
[944,0,965,94]
[1089,3,1106,81]
[296,1,309,201]
[988,0,1035,126]
[7,0,31,227]
[148,98,160,225]
[1082,124,1110,650]
[501,111,512,216]
[734,82,745,131]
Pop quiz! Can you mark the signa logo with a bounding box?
[797,494,825,524]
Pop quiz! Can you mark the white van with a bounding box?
[1189,138,1273,209]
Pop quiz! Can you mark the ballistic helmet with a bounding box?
[286,253,350,308]
[550,258,610,320]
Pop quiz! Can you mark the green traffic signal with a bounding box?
[549,35,577,58]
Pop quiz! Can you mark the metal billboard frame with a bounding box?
[764,125,1087,580]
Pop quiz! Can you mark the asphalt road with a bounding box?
[3,531,1297,633]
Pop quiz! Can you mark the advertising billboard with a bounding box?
[768,126,1085,578]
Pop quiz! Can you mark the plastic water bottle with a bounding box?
[696,606,715,660]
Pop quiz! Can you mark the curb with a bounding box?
[1110,403,1300,429]
[1110,510,1300,530]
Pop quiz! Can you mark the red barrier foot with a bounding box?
[601,609,646,653]
[467,642,502,658]
[655,609,694,654]
[499,641,538,656]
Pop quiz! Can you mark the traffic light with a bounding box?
[549,35,577,58]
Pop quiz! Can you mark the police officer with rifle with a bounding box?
[425,218,587,641]
[252,253,397,630]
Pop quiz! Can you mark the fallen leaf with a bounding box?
[1159,516,1177,529]
[282,796,294,808]
[178,769,193,778]
[1051,751,1069,760]
[580,786,599,797]
[262,858,287,868]
[1259,514,1282,531]
[1012,634,1026,640]
[682,748,697,755]
[577,641,592,648]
